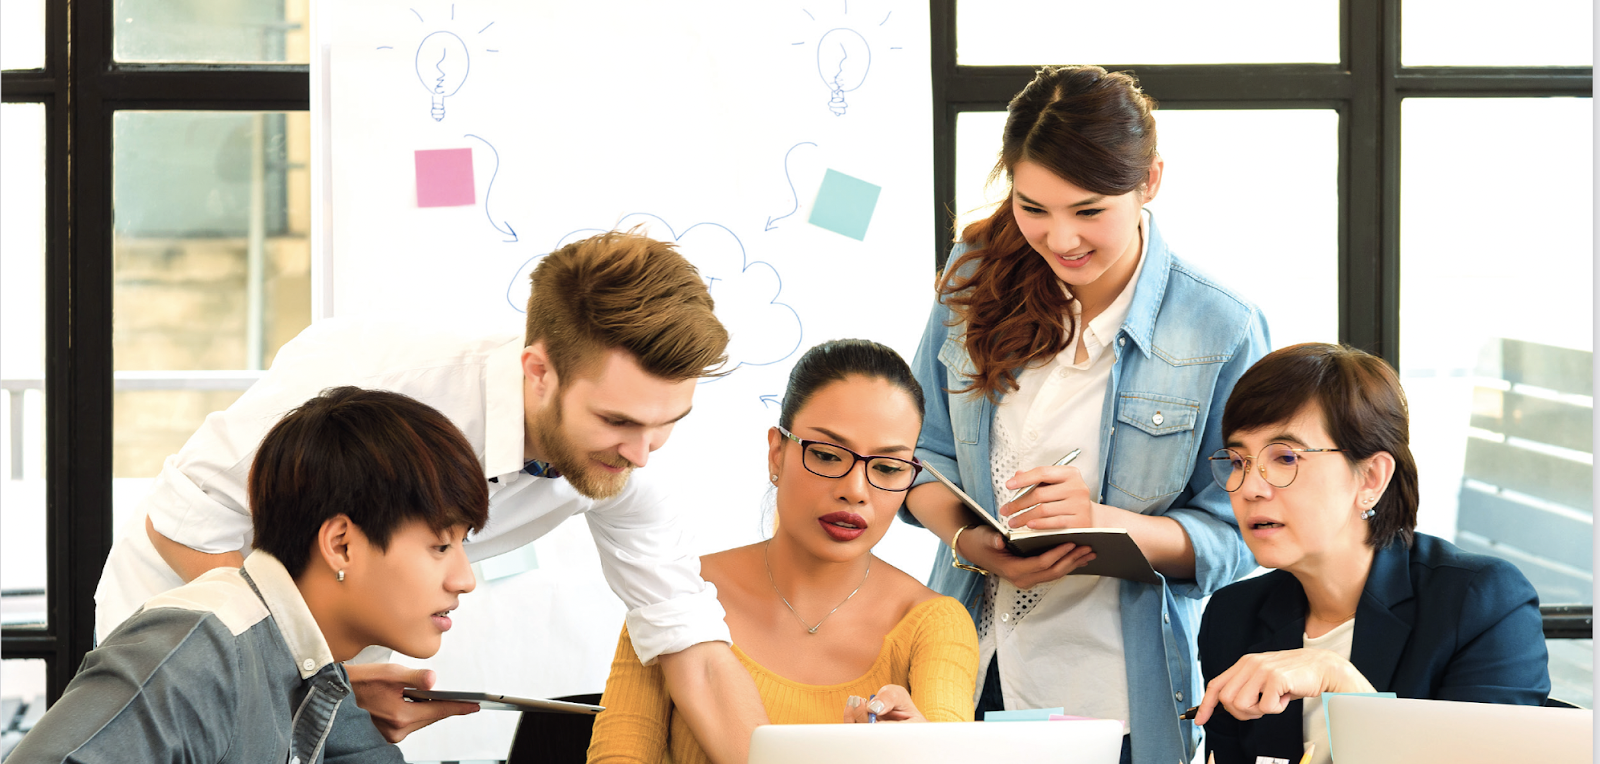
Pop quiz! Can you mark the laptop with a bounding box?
[749,720,1123,764]
[1327,695,1592,764]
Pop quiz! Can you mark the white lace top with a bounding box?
[974,211,1151,729]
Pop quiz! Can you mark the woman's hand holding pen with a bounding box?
[999,463,1115,531]
[843,685,925,723]
[954,523,1096,590]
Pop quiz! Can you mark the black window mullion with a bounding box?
[1339,0,1395,363]
[43,0,119,704]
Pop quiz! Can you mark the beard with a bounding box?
[531,397,634,500]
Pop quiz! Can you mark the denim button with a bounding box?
[1175,692,1183,702]
[1152,411,1164,426]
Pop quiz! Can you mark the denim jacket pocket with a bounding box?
[1107,392,1200,503]
[938,335,984,445]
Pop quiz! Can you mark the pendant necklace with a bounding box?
[763,539,871,635]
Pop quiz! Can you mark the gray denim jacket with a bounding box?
[10,552,400,764]
[903,211,1271,764]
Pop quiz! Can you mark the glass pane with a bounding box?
[1,103,48,628]
[1399,98,1593,610]
[0,659,48,753]
[957,1,1338,65]
[0,1,46,70]
[1404,0,1592,66]
[114,0,309,64]
[112,111,312,531]
[956,109,1338,350]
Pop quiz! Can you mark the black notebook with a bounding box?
[923,463,1161,585]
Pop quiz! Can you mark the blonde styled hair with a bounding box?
[524,229,729,383]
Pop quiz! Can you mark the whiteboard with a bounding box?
[312,2,937,759]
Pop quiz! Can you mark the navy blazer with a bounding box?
[1197,533,1550,763]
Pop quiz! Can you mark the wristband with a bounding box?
[949,524,989,576]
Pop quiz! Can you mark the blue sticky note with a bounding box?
[476,542,539,581]
[1322,692,1395,758]
[808,169,881,241]
[983,707,1064,722]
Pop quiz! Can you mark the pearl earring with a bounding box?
[770,474,778,484]
[336,569,345,583]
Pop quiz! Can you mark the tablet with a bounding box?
[403,689,604,715]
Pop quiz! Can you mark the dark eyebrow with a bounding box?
[808,426,912,455]
[1015,191,1107,209]
[1226,431,1309,450]
[596,406,693,428]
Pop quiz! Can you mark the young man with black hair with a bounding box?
[14,388,487,763]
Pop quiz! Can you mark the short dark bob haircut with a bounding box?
[1221,343,1419,549]
[250,386,490,577]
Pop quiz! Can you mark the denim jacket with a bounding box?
[11,552,399,764]
[902,212,1269,764]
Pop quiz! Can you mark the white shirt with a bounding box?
[93,316,727,664]
[978,211,1150,726]
[1301,618,1356,764]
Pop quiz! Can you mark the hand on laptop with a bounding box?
[1194,648,1375,725]
[843,685,925,724]
[347,663,481,741]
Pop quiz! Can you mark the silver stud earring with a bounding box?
[336,569,345,583]
[770,474,778,484]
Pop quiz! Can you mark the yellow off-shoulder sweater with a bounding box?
[586,595,980,764]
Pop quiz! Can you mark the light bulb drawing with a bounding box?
[415,31,470,122]
[816,28,870,116]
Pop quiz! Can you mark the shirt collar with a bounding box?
[241,551,337,680]
[484,336,527,479]
[1118,208,1172,359]
[1084,209,1152,345]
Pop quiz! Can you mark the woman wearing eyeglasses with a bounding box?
[901,65,1269,764]
[1193,343,1549,764]
[587,340,980,764]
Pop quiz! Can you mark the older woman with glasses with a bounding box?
[1193,343,1550,764]
[587,340,980,764]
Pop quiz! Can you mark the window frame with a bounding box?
[929,0,1591,630]
[0,0,308,700]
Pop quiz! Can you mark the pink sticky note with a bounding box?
[414,148,475,208]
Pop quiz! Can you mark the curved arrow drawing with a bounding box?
[764,141,818,232]
[759,394,782,409]
[463,133,518,242]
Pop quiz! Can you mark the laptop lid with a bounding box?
[749,720,1123,764]
[1327,695,1591,764]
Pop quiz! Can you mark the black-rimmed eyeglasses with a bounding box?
[776,425,922,492]
[1208,443,1343,492]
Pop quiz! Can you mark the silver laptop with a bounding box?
[749,720,1123,764]
[1327,695,1591,763]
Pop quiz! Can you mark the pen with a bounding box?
[1179,705,1198,721]
[867,693,877,723]
[1004,449,1082,525]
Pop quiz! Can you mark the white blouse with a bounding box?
[977,211,1151,729]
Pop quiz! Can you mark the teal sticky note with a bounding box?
[1322,692,1395,758]
[476,542,539,581]
[983,707,1064,722]
[808,169,881,241]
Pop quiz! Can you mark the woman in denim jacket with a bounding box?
[900,65,1270,764]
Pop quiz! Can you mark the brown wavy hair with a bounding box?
[525,229,729,384]
[939,65,1159,401]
